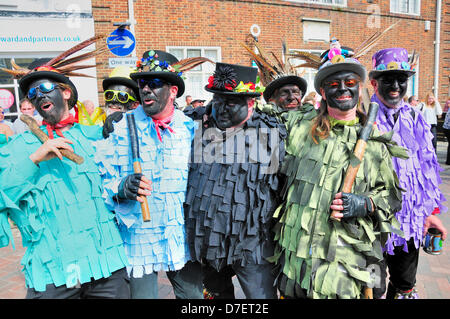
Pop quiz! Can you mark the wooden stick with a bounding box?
[126,113,151,222]
[20,114,84,165]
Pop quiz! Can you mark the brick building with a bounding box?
[0,0,448,118]
[91,0,447,106]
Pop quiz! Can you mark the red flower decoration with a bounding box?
[207,75,214,88]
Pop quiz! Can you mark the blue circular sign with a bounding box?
[107,28,136,57]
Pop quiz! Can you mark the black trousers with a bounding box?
[443,128,450,164]
[202,261,278,299]
[374,239,420,299]
[430,124,438,150]
[25,268,130,299]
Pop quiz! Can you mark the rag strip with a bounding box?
[42,114,78,139]
[153,114,175,142]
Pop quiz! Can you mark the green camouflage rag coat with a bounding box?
[270,115,406,299]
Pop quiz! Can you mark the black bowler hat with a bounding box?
[263,75,307,102]
[19,58,78,109]
[205,63,264,97]
[130,50,185,97]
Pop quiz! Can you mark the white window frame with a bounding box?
[390,0,421,16]
[166,46,221,106]
[288,49,324,99]
[407,54,419,98]
[302,18,331,43]
[0,52,57,120]
[286,0,347,7]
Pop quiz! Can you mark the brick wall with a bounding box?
[91,0,445,105]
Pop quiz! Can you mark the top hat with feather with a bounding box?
[2,35,107,109]
[131,50,214,98]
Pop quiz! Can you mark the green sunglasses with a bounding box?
[104,90,137,104]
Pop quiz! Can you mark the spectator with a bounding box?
[78,99,106,126]
[443,109,450,165]
[443,96,450,113]
[302,91,321,109]
[11,97,43,134]
[422,91,443,150]
[407,95,424,112]
[0,107,13,129]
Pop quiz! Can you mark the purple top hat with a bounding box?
[369,48,415,79]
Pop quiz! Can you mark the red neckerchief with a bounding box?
[42,114,78,139]
[152,113,175,142]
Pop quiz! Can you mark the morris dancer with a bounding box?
[369,48,447,299]
[271,45,406,299]
[184,62,286,299]
[0,37,129,298]
[95,50,210,299]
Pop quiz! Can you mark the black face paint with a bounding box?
[138,80,171,117]
[211,94,249,130]
[272,84,302,110]
[105,84,137,112]
[321,71,360,111]
[27,78,66,125]
[376,73,408,107]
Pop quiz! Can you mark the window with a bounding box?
[288,49,324,99]
[167,46,221,106]
[407,55,419,98]
[287,0,347,6]
[303,19,330,43]
[390,0,420,15]
[0,56,49,121]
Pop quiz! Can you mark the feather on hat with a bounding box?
[241,36,307,101]
[1,35,108,108]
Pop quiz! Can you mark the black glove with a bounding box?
[341,192,375,219]
[116,173,143,201]
[102,111,124,139]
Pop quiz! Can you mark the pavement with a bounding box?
[0,142,449,299]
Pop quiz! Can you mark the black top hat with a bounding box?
[205,63,262,97]
[263,75,307,101]
[19,58,78,109]
[130,50,185,97]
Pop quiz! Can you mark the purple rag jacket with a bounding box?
[372,94,446,254]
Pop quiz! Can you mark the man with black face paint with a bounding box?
[271,48,406,299]
[94,50,206,299]
[242,39,316,131]
[103,66,140,115]
[184,63,286,299]
[370,48,447,299]
[0,56,130,298]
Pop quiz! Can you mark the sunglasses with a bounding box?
[138,78,167,89]
[104,90,137,104]
[324,79,359,89]
[27,82,59,99]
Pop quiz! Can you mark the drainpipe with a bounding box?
[434,0,442,99]
[128,0,136,57]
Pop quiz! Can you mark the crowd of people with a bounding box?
[0,34,448,300]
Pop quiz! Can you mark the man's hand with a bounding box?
[117,173,152,202]
[423,214,447,240]
[103,111,124,139]
[330,192,375,219]
[29,138,74,165]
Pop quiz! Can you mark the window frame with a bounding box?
[286,0,347,7]
[0,52,57,120]
[166,45,222,105]
[390,0,421,16]
[288,48,324,99]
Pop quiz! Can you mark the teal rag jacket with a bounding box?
[0,124,128,292]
